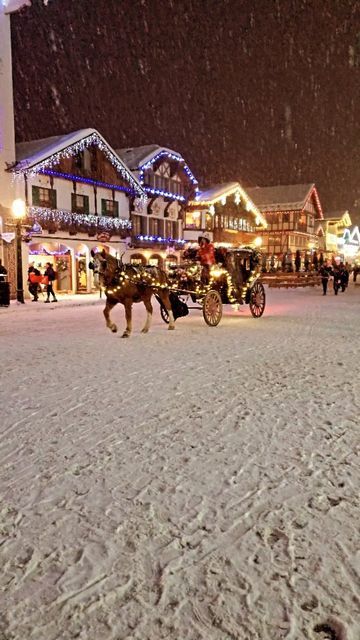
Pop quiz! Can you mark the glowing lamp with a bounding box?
[12,198,26,219]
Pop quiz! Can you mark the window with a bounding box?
[185,210,201,229]
[71,193,90,214]
[149,218,160,237]
[149,254,163,267]
[101,199,119,217]
[130,253,146,265]
[32,185,56,208]
[283,213,290,223]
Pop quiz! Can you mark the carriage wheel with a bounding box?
[203,290,222,326]
[160,305,170,324]
[249,281,266,318]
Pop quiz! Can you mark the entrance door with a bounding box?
[76,257,87,292]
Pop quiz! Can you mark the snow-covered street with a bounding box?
[1,285,359,640]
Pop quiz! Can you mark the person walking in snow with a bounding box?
[44,262,57,303]
[319,260,332,295]
[295,250,301,273]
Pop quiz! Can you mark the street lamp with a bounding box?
[11,198,26,303]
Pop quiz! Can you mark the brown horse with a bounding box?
[90,250,175,337]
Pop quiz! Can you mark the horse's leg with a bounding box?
[141,294,153,333]
[103,298,118,333]
[122,298,132,338]
[162,292,175,330]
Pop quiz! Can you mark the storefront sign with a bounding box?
[1,232,15,243]
[97,232,111,242]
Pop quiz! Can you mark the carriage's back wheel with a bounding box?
[249,281,266,317]
[203,290,222,326]
[160,305,170,324]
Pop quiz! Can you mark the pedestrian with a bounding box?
[312,251,319,271]
[28,263,41,301]
[304,253,310,271]
[0,259,7,281]
[44,262,57,302]
[340,263,349,292]
[319,260,332,295]
[270,254,275,272]
[319,252,324,268]
[295,250,301,273]
[332,261,342,295]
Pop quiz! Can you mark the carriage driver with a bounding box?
[197,232,215,284]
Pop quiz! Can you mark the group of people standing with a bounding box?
[28,262,57,302]
[319,260,349,295]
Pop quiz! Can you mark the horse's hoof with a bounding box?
[168,325,175,331]
[122,332,130,338]
[111,325,118,333]
[141,328,149,334]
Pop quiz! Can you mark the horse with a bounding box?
[90,250,175,337]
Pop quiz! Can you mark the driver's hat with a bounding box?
[198,231,211,243]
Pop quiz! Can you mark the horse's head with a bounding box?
[90,249,118,286]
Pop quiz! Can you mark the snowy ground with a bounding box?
[0,285,359,640]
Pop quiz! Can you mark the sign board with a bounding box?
[1,232,15,243]
[97,232,111,242]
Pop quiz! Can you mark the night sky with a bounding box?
[11,0,360,215]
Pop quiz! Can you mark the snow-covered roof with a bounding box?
[15,129,94,169]
[193,182,240,204]
[322,210,351,225]
[13,128,144,195]
[246,184,316,211]
[189,181,267,227]
[117,144,181,170]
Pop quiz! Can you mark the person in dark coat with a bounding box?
[28,263,41,301]
[319,260,332,295]
[312,251,319,271]
[304,253,310,271]
[319,252,324,268]
[0,260,7,282]
[340,263,349,292]
[295,250,301,273]
[44,262,57,303]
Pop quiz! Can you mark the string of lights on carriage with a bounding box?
[105,263,259,304]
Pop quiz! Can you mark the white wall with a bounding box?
[0,8,16,210]
[28,175,130,219]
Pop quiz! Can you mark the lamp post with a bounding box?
[12,198,26,303]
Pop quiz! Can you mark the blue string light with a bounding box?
[41,169,135,195]
[136,234,186,245]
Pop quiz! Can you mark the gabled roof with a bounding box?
[117,144,199,191]
[13,128,144,196]
[193,182,240,204]
[189,181,267,228]
[322,210,352,226]
[246,183,321,214]
[116,145,163,170]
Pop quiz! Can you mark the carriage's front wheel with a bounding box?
[160,304,170,324]
[249,281,266,318]
[203,290,222,326]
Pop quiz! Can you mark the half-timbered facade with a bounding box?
[246,183,323,258]
[5,128,145,296]
[117,145,198,269]
[186,182,267,246]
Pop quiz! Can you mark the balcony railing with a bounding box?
[26,206,131,238]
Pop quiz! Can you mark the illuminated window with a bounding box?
[185,210,201,229]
